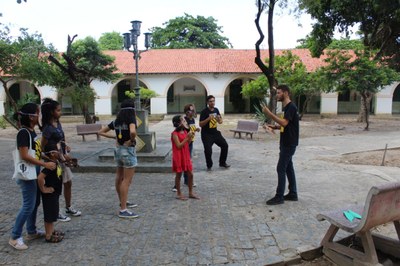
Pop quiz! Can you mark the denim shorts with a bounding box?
[114,146,137,168]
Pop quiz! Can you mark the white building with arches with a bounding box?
[1,49,400,116]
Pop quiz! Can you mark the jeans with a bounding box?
[11,179,40,239]
[276,145,297,198]
[114,146,137,168]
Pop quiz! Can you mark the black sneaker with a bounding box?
[283,194,298,201]
[266,196,284,205]
[219,163,230,168]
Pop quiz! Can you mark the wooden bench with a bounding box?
[229,120,259,139]
[317,182,400,266]
[76,124,102,141]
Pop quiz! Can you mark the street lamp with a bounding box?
[123,20,152,111]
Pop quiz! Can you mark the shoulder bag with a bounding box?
[12,128,37,180]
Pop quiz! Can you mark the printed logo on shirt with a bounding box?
[209,114,217,129]
[35,138,42,160]
[189,123,196,140]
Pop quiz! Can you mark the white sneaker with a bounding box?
[9,237,28,250]
[65,206,81,217]
[57,213,71,222]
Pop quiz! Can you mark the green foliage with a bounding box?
[243,50,320,100]
[98,31,123,50]
[321,49,399,94]
[47,36,122,123]
[253,100,268,123]
[0,116,7,129]
[297,37,364,50]
[17,92,39,107]
[0,26,54,120]
[125,87,157,99]
[150,13,232,49]
[242,75,269,99]
[299,0,400,70]
[125,87,158,110]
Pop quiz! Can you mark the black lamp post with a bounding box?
[123,20,151,110]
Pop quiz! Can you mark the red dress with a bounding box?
[171,130,193,173]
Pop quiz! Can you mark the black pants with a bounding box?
[201,131,228,168]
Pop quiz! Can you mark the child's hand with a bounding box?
[187,132,194,139]
[42,186,55,194]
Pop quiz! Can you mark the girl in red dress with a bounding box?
[171,115,199,200]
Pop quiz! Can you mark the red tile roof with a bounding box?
[105,49,326,75]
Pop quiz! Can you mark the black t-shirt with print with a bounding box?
[200,107,220,135]
[41,164,63,195]
[280,101,299,147]
[17,128,37,150]
[108,117,137,145]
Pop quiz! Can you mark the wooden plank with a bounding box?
[372,233,400,259]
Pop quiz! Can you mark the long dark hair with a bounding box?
[13,103,38,128]
[115,99,136,126]
[41,98,60,127]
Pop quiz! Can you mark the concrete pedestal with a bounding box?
[135,110,156,152]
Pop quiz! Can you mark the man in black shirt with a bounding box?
[199,95,230,170]
[262,85,299,205]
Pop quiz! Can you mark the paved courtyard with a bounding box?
[0,116,399,265]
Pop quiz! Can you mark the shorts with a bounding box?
[114,146,137,168]
[42,192,60,223]
[61,163,73,183]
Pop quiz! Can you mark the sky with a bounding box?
[1,0,315,51]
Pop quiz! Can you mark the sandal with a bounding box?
[45,234,63,243]
[52,230,65,237]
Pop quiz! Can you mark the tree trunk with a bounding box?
[1,78,20,129]
[357,91,373,130]
[254,0,278,117]
[81,103,92,124]
[300,95,312,120]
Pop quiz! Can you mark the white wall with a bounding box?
[320,92,338,115]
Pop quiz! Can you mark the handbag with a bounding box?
[12,128,37,180]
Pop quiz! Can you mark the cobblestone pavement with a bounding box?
[1,117,399,265]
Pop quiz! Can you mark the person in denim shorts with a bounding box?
[98,99,139,219]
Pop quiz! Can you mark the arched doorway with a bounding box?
[111,78,148,115]
[392,83,400,114]
[166,78,207,114]
[7,81,40,108]
[224,78,256,113]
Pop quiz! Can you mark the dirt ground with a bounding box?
[1,114,400,168]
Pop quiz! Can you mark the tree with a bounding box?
[254,0,297,117]
[298,0,400,71]
[98,31,123,50]
[0,26,55,128]
[48,36,122,123]
[150,13,232,49]
[125,88,157,112]
[297,37,364,50]
[243,50,321,119]
[319,49,399,130]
